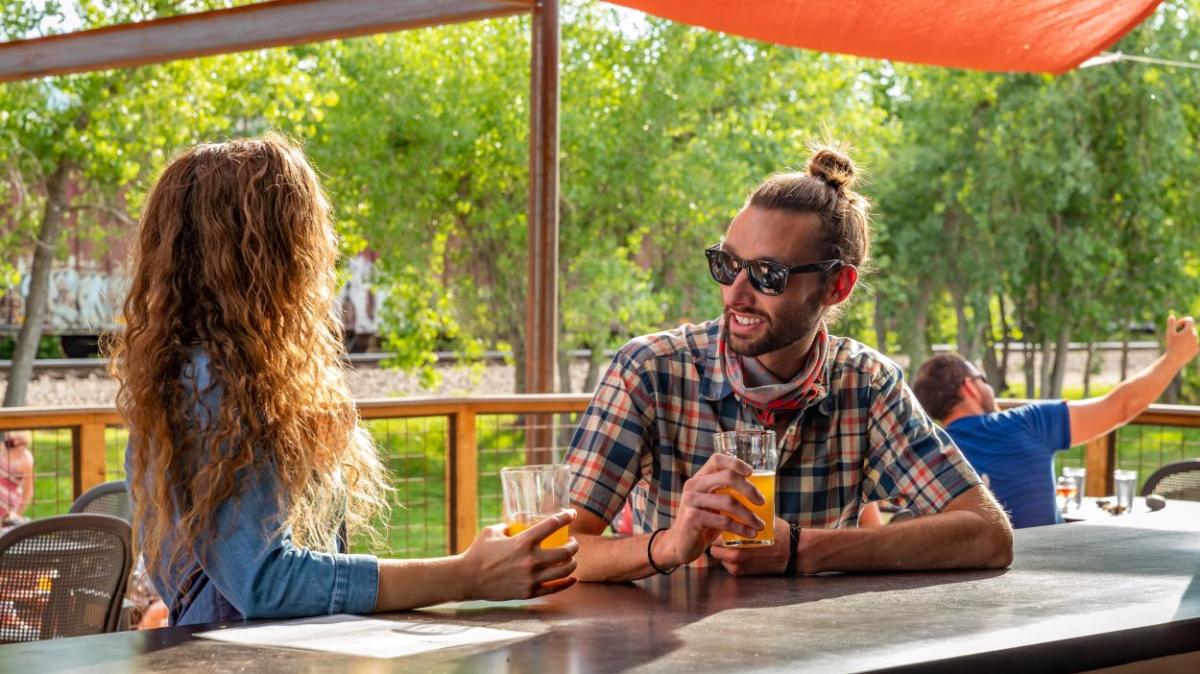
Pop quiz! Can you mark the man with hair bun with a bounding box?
[912,316,1199,529]
[565,144,1014,581]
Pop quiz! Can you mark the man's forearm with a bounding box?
[1109,352,1189,420]
[797,510,1012,574]
[575,532,664,583]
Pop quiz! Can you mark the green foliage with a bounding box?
[0,335,61,359]
[871,2,1200,397]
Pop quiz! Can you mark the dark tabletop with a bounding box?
[3,521,1199,674]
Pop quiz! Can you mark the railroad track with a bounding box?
[0,349,619,378]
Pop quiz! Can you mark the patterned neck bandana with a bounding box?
[719,323,829,427]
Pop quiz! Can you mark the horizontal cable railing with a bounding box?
[3,397,1197,556]
[0,396,590,557]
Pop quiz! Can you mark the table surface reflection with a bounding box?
[2,522,1198,674]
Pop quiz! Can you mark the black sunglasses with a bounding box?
[705,244,844,296]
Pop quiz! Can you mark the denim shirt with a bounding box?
[125,350,379,626]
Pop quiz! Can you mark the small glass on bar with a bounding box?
[1062,466,1086,510]
[501,464,571,548]
[713,429,778,547]
[1055,476,1078,514]
[1114,469,1138,512]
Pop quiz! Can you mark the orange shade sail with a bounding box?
[607,0,1163,73]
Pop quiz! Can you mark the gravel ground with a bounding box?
[0,347,1160,407]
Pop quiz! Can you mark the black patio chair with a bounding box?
[0,514,132,643]
[69,481,131,522]
[1140,459,1200,502]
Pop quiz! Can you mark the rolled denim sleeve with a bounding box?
[200,465,379,618]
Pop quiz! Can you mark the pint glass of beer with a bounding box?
[501,464,571,548]
[714,429,778,547]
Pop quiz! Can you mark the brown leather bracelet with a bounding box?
[784,522,801,576]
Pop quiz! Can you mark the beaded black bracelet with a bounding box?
[784,522,801,576]
[647,527,679,575]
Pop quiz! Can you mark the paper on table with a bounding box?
[196,614,533,659]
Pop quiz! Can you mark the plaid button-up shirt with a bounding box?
[566,319,980,542]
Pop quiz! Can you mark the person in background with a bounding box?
[0,430,34,527]
[114,134,577,626]
[911,315,1199,528]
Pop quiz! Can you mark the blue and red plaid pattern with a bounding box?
[566,319,981,547]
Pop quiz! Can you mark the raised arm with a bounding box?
[1068,315,1198,446]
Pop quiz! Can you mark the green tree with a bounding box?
[1,0,334,405]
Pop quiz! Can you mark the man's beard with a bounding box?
[725,292,824,358]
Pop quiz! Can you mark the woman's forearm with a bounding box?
[373,556,471,612]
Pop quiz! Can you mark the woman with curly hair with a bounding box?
[113,134,576,626]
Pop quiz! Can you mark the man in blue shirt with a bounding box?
[912,315,1199,528]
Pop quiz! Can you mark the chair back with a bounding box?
[0,514,132,643]
[1140,459,1200,502]
[69,481,132,522]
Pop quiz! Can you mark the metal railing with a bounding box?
[0,396,590,558]
[3,397,1198,556]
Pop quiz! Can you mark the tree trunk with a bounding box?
[582,348,605,393]
[1165,373,1181,404]
[4,161,71,407]
[512,338,527,394]
[1119,333,1131,381]
[980,330,1007,401]
[873,298,887,353]
[905,281,933,369]
[952,290,975,361]
[557,347,572,394]
[1049,326,1070,398]
[1023,342,1037,399]
[1082,341,1096,398]
[1038,338,1054,400]
[997,293,1011,390]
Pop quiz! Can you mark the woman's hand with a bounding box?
[459,509,579,601]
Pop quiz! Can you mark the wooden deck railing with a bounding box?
[3,396,1198,553]
[0,395,591,554]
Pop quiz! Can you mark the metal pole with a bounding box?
[525,0,559,462]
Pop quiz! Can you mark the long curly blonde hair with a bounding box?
[112,133,389,576]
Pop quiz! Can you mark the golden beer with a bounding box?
[507,514,570,549]
[719,470,776,547]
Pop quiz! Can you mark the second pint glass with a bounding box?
[501,464,571,548]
